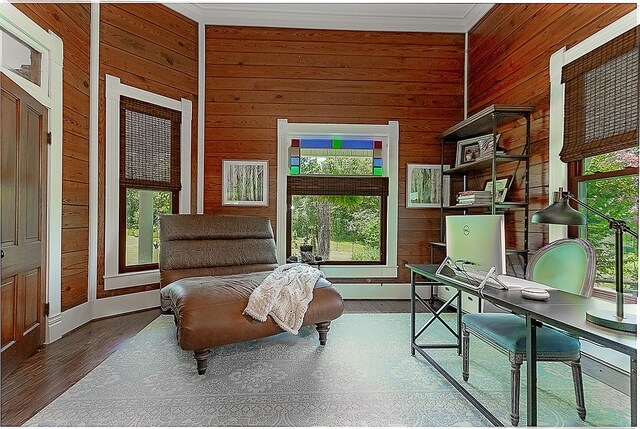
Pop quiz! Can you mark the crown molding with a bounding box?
[463,4,494,32]
[164,3,493,33]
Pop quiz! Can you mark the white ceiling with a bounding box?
[165,3,494,33]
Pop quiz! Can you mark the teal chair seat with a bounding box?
[462,313,580,357]
[461,238,596,426]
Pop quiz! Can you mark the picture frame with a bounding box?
[455,139,480,166]
[483,175,512,203]
[406,164,450,208]
[455,134,502,166]
[222,160,268,206]
[477,133,502,159]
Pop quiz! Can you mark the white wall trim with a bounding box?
[103,75,192,290]
[164,3,491,33]
[52,290,160,339]
[547,10,637,242]
[276,120,399,278]
[334,283,435,300]
[197,21,205,214]
[88,3,99,302]
[1,4,65,343]
[462,4,494,32]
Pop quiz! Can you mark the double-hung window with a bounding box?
[118,97,181,273]
[104,75,191,290]
[559,25,638,300]
[277,121,399,278]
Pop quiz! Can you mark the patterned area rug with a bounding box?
[25,313,630,427]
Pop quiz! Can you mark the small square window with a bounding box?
[1,31,42,86]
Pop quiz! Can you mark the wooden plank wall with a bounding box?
[204,26,465,283]
[467,3,636,251]
[97,4,199,298]
[14,4,91,311]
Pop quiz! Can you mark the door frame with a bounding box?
[1,3,64,343]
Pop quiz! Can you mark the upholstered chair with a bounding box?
[461,238,596,426]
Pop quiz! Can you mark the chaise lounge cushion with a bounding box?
[160,272,343,351]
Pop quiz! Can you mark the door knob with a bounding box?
[1,250,4,259]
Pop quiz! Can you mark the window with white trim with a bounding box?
[104,75,191,290]
[277,120,399,279]
[548,12,638,302]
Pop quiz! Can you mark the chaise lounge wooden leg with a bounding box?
[194,349,211,375]
[571,360,587,420]
[316,321,331,345]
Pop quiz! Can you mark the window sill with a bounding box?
[319,264,397,278]
[593,287,637,304]
[103,269,160,290]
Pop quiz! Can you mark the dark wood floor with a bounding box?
[0,299,434,426]
[1,308,162,426]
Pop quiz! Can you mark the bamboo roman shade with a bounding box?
[287,176,389,196]
[120,97,182,191]
[560,27,639,163]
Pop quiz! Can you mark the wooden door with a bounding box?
[1,75,48,378]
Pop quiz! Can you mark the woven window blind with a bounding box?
[560,27,639,163]
[287,176,389,196]
[120,96,182,191]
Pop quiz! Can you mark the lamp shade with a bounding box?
[532,193,586,225]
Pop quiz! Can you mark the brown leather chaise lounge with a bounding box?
[158,214,345,375]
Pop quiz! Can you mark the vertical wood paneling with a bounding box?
[15,4,91,311]
[205,26,465,283]
[467,3,636,251]
[97,4,199,298]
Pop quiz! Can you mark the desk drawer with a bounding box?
[462,293,481,313]
[438,285,456,308]
[438,286,481,313]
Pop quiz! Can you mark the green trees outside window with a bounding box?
[290,155,382,262]
[578,147,638,295]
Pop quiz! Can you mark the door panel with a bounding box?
[1,278,16,349]
[24,106,42,243]
[1,89,18,248]
[1,75,48,377]
[23,269,40,334]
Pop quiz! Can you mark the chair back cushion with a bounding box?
[159,214,279,286]
[525,238,596,297]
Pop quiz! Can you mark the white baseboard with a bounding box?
[333,283,434,299]
[46,290,160,342]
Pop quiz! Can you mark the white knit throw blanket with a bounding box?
[243,263,324,334]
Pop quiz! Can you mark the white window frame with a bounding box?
[276,119,399,278]
[548,10,637,242]
[0,3,64,343]
[104,75,192,290]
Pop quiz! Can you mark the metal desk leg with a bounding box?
[411,271,416,356]
[631,356,637,426]
[526,315,538,426]
[457,293,463,355]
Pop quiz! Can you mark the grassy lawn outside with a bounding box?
[125,233,159,266]
[291,238,370,261]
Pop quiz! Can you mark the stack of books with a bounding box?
[456,190,493,206]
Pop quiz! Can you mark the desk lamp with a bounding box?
[532,187,638,333]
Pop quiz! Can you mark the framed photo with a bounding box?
[222,160,268,206]
[483,175,512,203]
[477,133,502,159]
[455,134,502,166]
[455,139,480,166]
[406,164,450,208]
